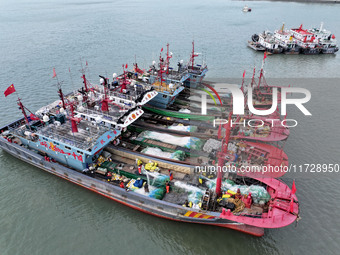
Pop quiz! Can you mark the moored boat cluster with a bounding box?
[249,22,338,54]
[1,43,300,236]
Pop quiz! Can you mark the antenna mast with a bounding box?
[215,112,232,196]
[17,98,30,125]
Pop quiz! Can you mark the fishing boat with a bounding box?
[0,89,299,236]
[242,5,252,12]
[96,62,184,110]
[129,45,186,109]
[248,41,266,51]
[139,42,207,89]
[117,69,184,110]
[145,43,190,86]
[183,41,209,88]
[131,111,289,142]
[0,61,299,236]
[110,121,289,178]
[308,22,338,54]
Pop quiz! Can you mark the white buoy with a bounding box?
[180,59,184,64]
[152,61,156,66]
[100,78,105,84]
[60,108,65,114]
[77,95,83,101]
[112,73,117,79]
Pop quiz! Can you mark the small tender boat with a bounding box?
[248,41,266,51]
[242,5,252,12]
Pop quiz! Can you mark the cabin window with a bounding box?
[54,142,59,146]
[43,137,48,141]
[65,146,72,150]
[77,150,83,155]
[163,95,167,98]
[90,118,94,122]
[120,100,124,104]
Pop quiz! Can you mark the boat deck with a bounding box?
[37,119,106,151]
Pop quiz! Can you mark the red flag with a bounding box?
[29,113,40,121]
[161,48,163,52]
[242,70,246,78]
[86,61,88,66]
[291,180,296,195]
[125,64,128,69]
[263,52,267,60]
[52,68,57,78]
[4,84,16,97]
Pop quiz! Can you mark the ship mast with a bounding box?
[251,66,256,88]
[69,103,79,133]
[258,51,267,88]
[17,98,30,125]
[166,43,172,75]
[241,70,246,93]
[58,88,66,109]
[121,64,128,93]
[191,41,195,69]
[52,68,66,109]
[101,77,109,112]
[80,61,89,92]
[159,50,165,89]
[215,112,232,196]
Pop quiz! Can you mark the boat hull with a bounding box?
[302,48,320,55]
[143,105,217,121]
[148,86,185,109]
[0,138,265,236]
[184,68,208,89]
[321,47,339,54]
